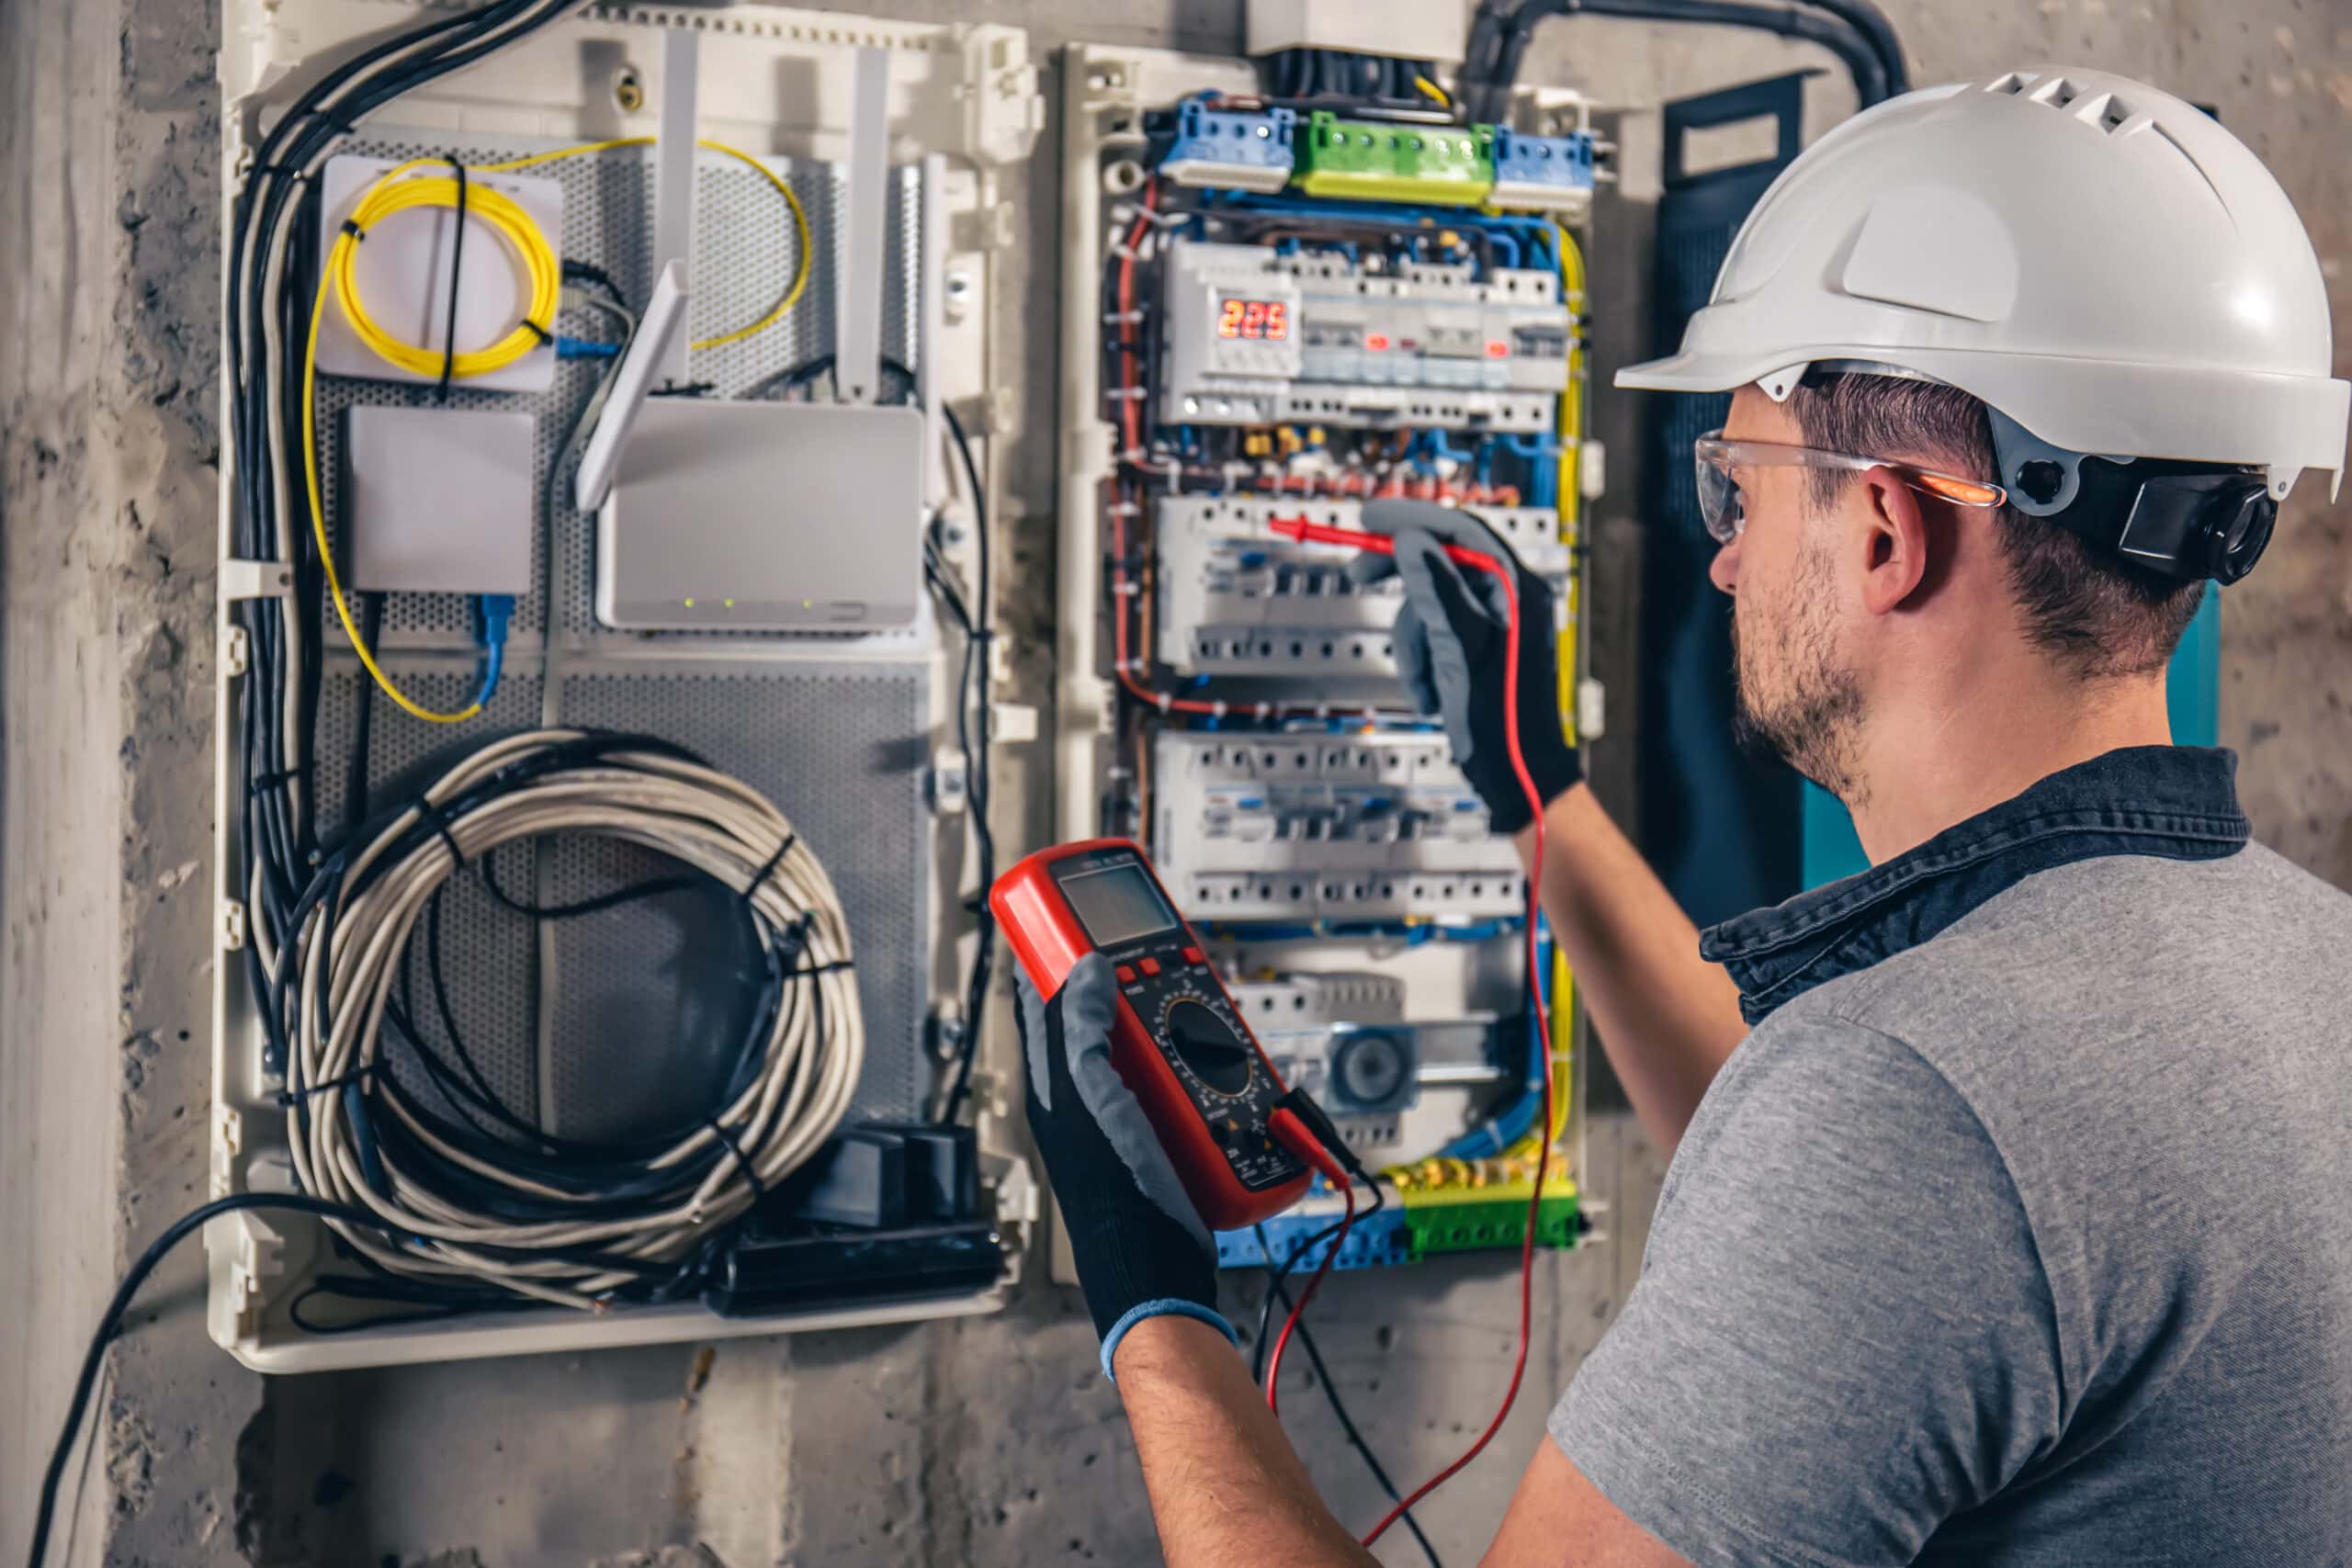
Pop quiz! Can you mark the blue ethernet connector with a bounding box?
[1160,99,1297,195]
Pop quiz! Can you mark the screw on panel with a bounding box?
[614,65,645,113]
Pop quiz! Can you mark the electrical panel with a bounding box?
[1160,239,1567,430]
[209,3,1046,1372]
[1060,43,1597,1281]
[1154,494,1566,679]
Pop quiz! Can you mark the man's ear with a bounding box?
[1853,465,1933,616]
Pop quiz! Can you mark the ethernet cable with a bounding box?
[275,729,865,1309]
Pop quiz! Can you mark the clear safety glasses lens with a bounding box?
[1693,439,1745,545]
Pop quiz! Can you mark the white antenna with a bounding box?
[572,260,689,514]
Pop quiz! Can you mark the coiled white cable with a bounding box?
[279,729,863,1310]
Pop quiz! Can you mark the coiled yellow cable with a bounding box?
[475,136,813,352]
[311,138,815,723]
[332,163,564,380]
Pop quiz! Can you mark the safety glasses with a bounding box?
[1692,431,2008,545]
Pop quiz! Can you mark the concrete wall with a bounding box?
[0,1,2343,1564]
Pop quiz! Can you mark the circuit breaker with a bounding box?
[1154,495,1567,678]
[1150,730,1525,922]
[1159,239,1568,429]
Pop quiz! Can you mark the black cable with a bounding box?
[343,592,385,831]
[434,154,469,401]
[28,1193,413,1568]
[1465,0,1894,120]
[1253,1224,1445,1568]
[936,397,995,1125]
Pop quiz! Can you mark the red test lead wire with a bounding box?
[1261,1106,1358,1416]
[1264,515,1556,1549]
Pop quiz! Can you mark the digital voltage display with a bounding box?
[1216,296,1290,341]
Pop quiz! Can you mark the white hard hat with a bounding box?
[1619,67,2349,509]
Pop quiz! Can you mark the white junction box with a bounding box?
[1155,495,1566,678]
[346,406,535,594]
[1246,0,1468,65]
[1152,730,1526,923]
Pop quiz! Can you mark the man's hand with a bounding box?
[1351,499,1581,833]
[1016,956,1237,1375]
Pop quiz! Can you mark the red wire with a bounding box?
[1359,557,1554,1549]
[1264,1178,1359,1416]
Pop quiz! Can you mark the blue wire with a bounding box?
[471,592,514,708]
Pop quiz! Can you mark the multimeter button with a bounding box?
[1139,956,1162,976]
[1182,945,1205,966]
[1116,964,1138,985]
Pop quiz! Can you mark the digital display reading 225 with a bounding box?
[1216,296,1290,341]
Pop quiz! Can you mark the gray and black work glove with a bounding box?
[1351,498,1581,834]
[1016,956,1238,1379]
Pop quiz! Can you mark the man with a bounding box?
[1021,67,2352,1564]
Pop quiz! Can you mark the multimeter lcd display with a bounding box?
[1057,862,1181,946]
[1216,296,1290,341]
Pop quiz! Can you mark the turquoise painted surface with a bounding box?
[1800,591,2222,889]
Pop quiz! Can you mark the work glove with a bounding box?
[1350,498,1581,834]
[1017,955,1238,1379]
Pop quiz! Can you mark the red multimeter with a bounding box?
[991,838,1312,1231]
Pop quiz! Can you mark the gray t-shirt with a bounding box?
[1552,841,2352,1565]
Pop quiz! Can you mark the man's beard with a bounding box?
[1728,558,1867,804]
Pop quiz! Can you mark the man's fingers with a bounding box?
[1345,547,1401,590]
[1062,989,1214,1252]
[1395,533,1503,660]
[1363,498,1522,572]
[1391,600,1443,718]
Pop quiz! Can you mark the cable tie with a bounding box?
[1210,700,1229,718]
[1102,310,1145,325]
[701,1115,766,1209]
[430,156,471,402]
[276,1063,377,1107]
[741,833,797,908]
[1155,692,1174,713]
[1102,387,1147,401]
[520,318,554,345]
[1112,580,1139,598]
[413,795,466,869]
[339,217,367,242]
[1107,242,1142,262]
[1106,502,1142,518]
[246,766,300,796]
[1255,703,1274,719]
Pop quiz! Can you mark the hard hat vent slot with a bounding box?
[2029,76,2079,109]
[1985,72,2034,96]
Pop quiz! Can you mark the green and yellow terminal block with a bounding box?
[1158,99,1595,214]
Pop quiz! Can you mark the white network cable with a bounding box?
[280,729,865,1309]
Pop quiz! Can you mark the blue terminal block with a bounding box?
[1216,1190,1414,1273]
[1488,127,1597,215]
[1160,99,1297,195]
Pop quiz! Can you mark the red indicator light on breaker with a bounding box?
[1485,340,1510,358]
[1363,333,1391,352]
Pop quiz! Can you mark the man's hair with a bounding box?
[1786,372,2204,679]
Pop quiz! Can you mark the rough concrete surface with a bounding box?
[0,0,2343,1564]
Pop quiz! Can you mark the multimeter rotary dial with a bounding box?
[1160,997,1256,1097]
